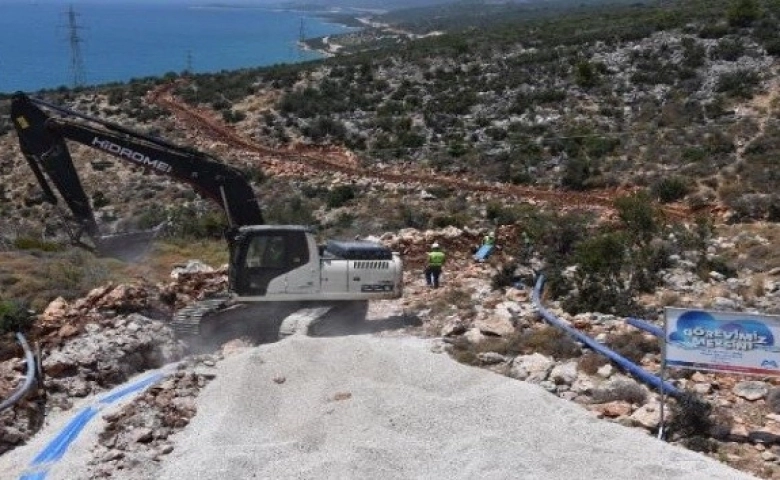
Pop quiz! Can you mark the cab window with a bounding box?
[244,235,286,269]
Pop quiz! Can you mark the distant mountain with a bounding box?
[277,0,501,13]
[275,0,652,15]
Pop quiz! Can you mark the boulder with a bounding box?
[630,402,663,429]
[734,381,769,401]
[509,353,554,382]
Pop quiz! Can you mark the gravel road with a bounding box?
[1,333,759,480]
[136,335,754,480]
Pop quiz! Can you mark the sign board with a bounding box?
[664,307,780,376]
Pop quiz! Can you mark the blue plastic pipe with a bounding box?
[19,368,168,480]
[533,275,682,399]
[0,333,36,413]
[626,317,664,338]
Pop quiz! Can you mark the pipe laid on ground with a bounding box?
[626,317,664,338]
[532,275,683,400]
[0,333,37,413]
[19,368,170,480]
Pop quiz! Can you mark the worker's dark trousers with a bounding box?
[425,266,442,288]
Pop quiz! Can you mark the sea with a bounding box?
[0,1,355,95]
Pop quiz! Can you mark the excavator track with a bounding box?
[170,296,232,336]
[171,299,370,343]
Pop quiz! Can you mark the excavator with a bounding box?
[9,92,403,338]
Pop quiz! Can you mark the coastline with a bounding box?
[0,4,354,94]
[296,13,369,58]
[298,14,446,59]
[299,36,341,58]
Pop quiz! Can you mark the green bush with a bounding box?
[241,165,267,185]
[485,202,525,225]
[561,273,640,316]
[302,116,347,142]
[326,185,356,209]
[575,61,600,87]
[651,177,690,203]
[698,23,731,39]
[764,38,780,56]
[716,70,760,99]
[0,299,33,334]
[221,109,247,124]
[92,191,110,209]
[573,233,626,277]
[513,326,582,359]
[491,263,518,291]
[614,192,660,242]
[13,237,63,252]
[727,0,760,28]
[429,214,462,229]
[668,392,713,439]
[562,157,595,191]
[264,195,316,226]
[698,255,737,280]
[396,204,429,229]
[606,331,660,363]
[712,38,745,61]
[559,221,668,316]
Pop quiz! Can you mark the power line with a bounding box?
[65,5,87,88]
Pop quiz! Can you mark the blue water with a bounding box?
[0,2,353,94]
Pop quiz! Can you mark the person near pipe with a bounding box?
[425,243,446,288]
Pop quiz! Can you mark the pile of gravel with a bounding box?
[124,335,753,480]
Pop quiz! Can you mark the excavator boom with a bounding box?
[10,92,263,251]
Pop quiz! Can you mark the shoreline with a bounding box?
[297,14,370,58]
[298,14,446,59]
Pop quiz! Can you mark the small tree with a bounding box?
[728,0,760,27]
[651,177,690,203]
[0,299,33,334]
[614,192,660,243]
[326,185,356,209]
[575,61,599,88]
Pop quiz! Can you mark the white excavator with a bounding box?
[10,92,404,338]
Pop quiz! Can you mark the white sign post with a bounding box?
[659,307,780,436]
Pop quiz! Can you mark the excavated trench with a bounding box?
[146,84,697,221]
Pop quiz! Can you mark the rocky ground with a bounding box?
[1,224,780,478]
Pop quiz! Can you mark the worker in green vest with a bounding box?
[425,243,446,289]
[483,231,496,247]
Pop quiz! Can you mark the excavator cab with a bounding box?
[229,226,313,297]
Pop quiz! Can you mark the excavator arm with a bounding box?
[10,92,263,251]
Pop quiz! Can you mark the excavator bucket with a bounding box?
[94,224,166,262]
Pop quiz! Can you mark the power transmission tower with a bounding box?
[185,49,193,76]
[299,16,306,60]
[297,2,309,61]
[66,5,87,88]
